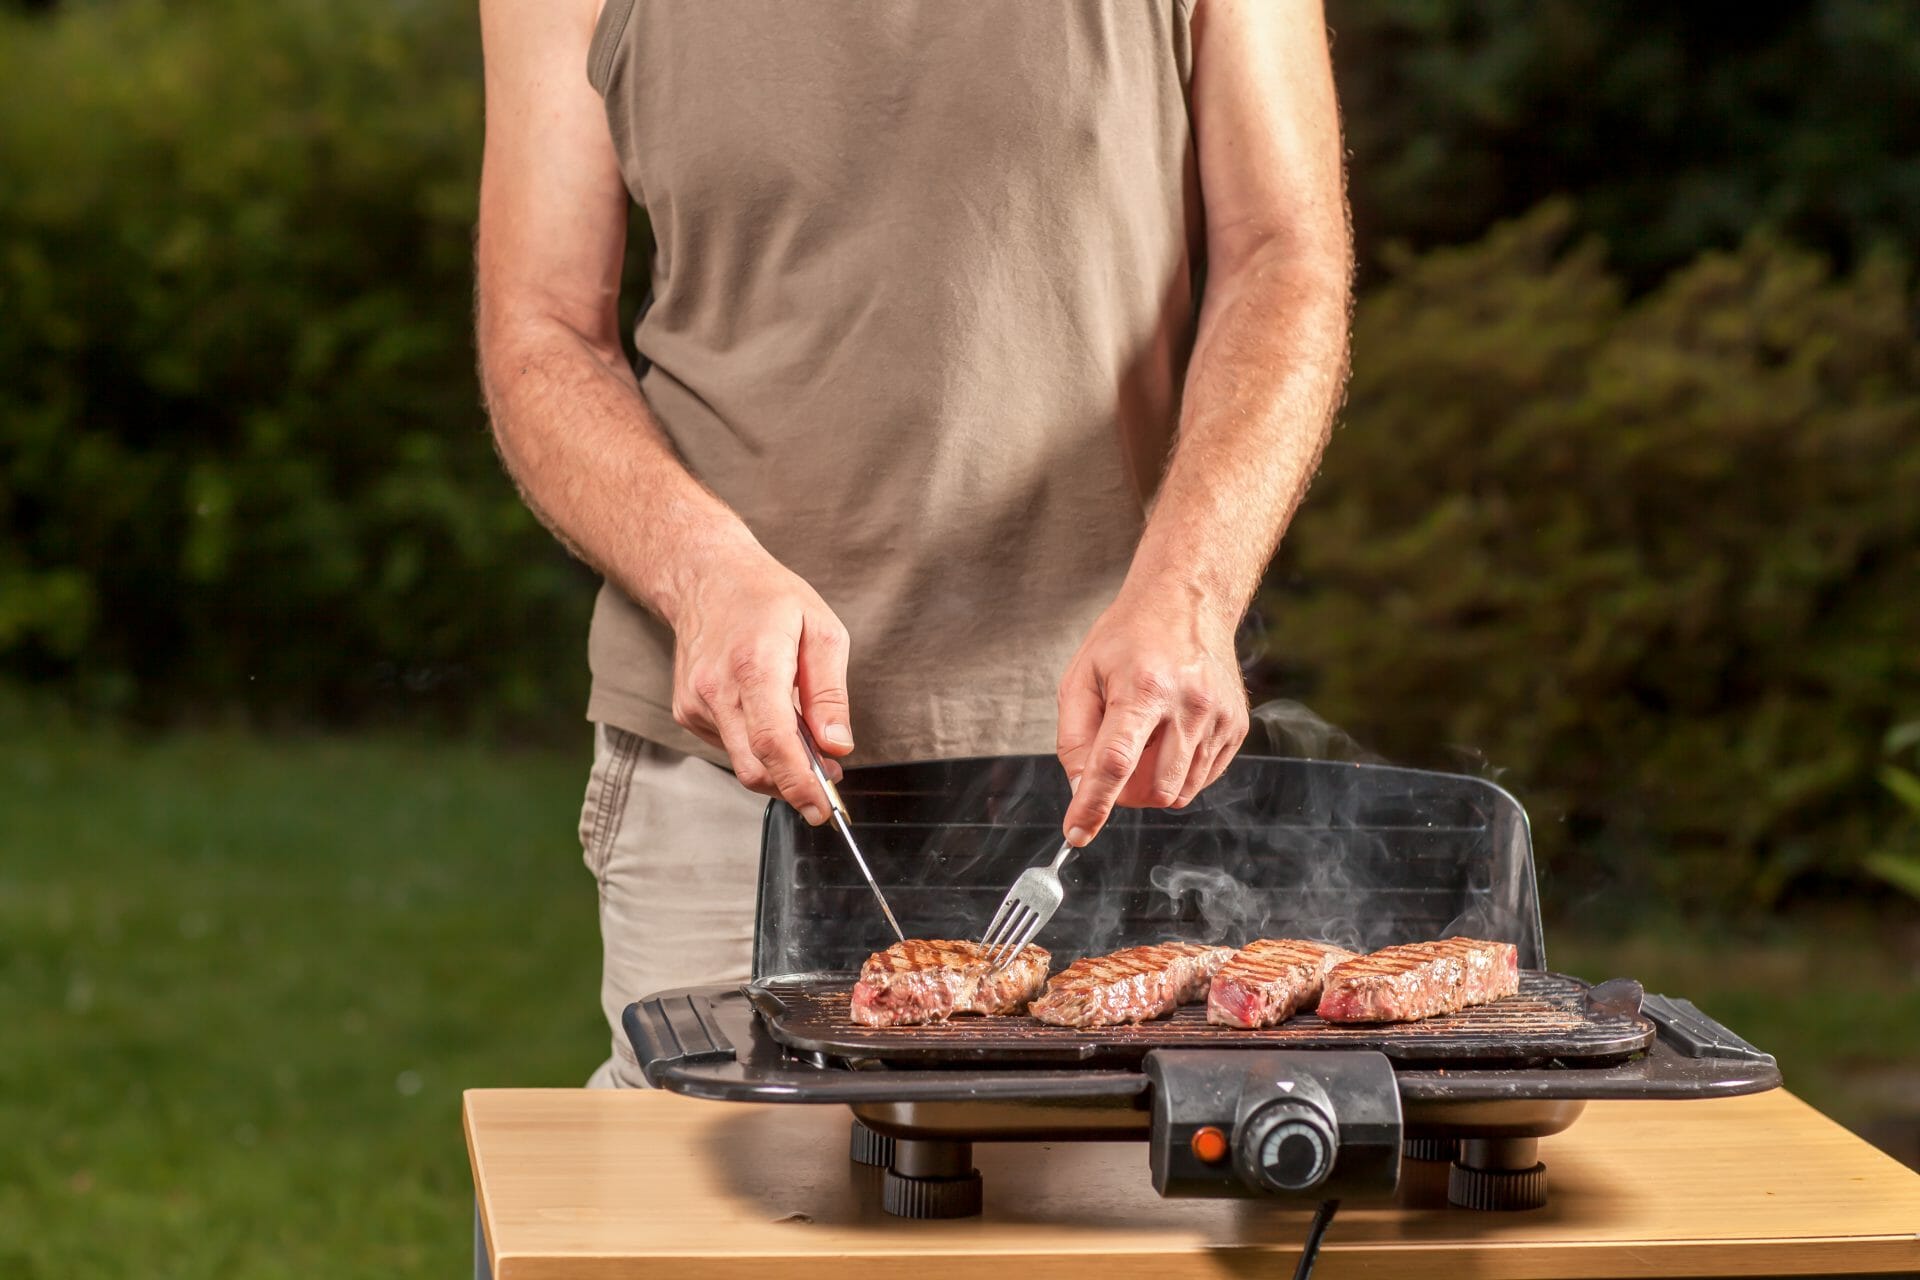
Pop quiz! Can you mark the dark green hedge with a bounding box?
[3,2,1918,900]
[1331,0,1920,282]
[0,0,596,725]
[1261,205,1920,904]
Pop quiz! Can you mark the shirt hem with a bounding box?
[586,683,1062,770]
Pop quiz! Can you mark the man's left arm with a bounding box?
[1057,0,1351,843]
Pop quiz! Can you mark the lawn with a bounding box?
[3,724,1916,1277]
[1,725,604,1278]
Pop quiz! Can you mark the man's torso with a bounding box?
[586,0,1203,764]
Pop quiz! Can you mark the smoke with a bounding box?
[1247,698,1382,764]
[1148,863,1270,944]
[757,699,1544,975]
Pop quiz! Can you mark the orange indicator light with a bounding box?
[1190,1126,1229,1164]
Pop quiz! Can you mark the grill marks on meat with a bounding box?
[1316,936,1519,1023]
[845,935,1522,1030]
[1206,939,1358,1028]
[848,940,1050,1028]
[1028,942,1235,1028]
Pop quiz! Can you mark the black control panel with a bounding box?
[1145,1049,1403,1199]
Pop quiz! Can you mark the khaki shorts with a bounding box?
[579,725,764,1088]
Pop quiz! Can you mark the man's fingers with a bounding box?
[672,691,727,755]
[1178,707,1250,807]
[1055,662,1104,791]
[1214,700,1251,785]
[736,650,831,823]
[709,697,775,795]
[1061,700,1160,845]
[1176,732,1226,809]
[1139,718,1196,810]
[796,613,855,756]
[1205,709,1250,790]
[1122,681,1222,810]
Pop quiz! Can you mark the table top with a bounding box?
[465,1087,1920,1280]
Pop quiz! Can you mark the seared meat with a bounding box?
[1206,939,1358,1028]
[848,939,1051,1028]
[1028,941,1235,1028]
[1315,936,1519,1023]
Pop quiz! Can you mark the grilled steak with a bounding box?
[1028,941,1235,1028]
[1206,939,1358,1028]
[848,939,1051,1028]
[1315,936,1519,1023]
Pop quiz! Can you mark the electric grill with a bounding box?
[626,754,1779,1219]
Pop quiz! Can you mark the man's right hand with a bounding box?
[667,547,854,825]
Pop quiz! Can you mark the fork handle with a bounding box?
[1048,839,1075,873]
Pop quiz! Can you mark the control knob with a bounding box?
[1235,1098,1338,1193]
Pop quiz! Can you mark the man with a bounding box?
[476,0,1350,1087]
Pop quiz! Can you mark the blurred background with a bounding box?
[2,0,1916,1273]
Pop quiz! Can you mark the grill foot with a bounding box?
[849,1120,895,1167]
[1448,1137,1548,1210]
[882,1139,982,1219]
[1403,1137,1459,1163]
[882,1167,983,1218]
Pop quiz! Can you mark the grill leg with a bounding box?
[849,1119,895,1167]
[883,1139,983,1218]
[1402,1136,1459,1163]
[1448,1136,1549,1210]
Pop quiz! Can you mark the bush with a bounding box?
[1331,0,1920,281]
[4,4,1918,907]
[0,0,604,727]
[1260,203,1920,906]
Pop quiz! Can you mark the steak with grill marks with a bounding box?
[1315,936,1519,1023]
[1027,941,1235,1028]
[1206,939,1358,1028]
[848,940,1051,1028]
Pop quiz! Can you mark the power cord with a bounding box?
[1292,1198,1340,1280]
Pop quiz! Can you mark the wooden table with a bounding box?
[465,1087,1920,1279]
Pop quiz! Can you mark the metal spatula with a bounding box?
[978,837,1077,970]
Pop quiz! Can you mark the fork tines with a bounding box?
[978,892,1037,971]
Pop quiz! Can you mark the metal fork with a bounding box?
[978,837,1076,970]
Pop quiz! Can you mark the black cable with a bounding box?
[1291,1197,1340,1280]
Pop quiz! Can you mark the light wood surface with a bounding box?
[465,1087,1920,1279]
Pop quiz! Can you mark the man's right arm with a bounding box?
[475,0,850,821]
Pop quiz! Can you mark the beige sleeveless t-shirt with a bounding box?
[585,0,1203,765]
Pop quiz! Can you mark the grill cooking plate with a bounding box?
[750,969,1654,1069]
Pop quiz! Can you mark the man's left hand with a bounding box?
[1055,581,1251,846]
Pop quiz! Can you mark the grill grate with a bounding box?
[751,970,1653,1069]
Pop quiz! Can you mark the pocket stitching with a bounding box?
[584,728,643,884]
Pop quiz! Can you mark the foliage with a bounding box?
[1868,723,1920,900]
[1331,0,1920,281]
[1260,203,1920,906]
[0,0,599,726]
[2,1,1919,902]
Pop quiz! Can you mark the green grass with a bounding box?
[0,725,603,1278]
[2,725,1915,1277]
[1554,921,1920,1136]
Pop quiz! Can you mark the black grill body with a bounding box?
[627,755,1779,1215]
